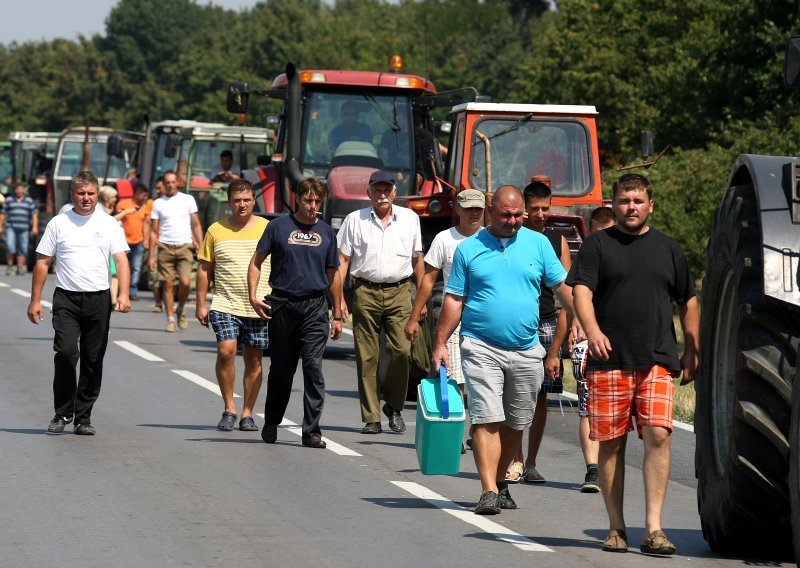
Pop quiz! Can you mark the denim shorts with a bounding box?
[4,227,29,257]
[209,310,268,348]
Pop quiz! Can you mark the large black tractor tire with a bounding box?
[695,182,798,560]
[791,364,800,567]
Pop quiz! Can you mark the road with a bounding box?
[0,273,790,568]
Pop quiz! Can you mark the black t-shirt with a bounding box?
[565,226,695,372]
[538,227,563,323]
[256,214,339,296]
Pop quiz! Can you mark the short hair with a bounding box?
[163,170,177,180]
[71,170,99,192]
[589,206,615,230]
[154,176,164,185]
[134,183,149,195]
[14,182,26,191]
[98,185,117,205]
[220,149,233,159]
[523,181,551,204]
[227,178,254,200]
[612,173,652,200]
[297,177,327,201]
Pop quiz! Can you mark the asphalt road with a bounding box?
[0,272,790,568]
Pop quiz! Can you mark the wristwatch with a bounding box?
[332,316,344,321]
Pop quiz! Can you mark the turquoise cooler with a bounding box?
[415,365,465,475]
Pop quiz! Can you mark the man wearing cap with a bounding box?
[337,170,424,434]
[404,188,485,391]
[212,150,241,184]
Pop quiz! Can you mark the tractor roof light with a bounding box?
[390,55,403,73]
[300,72,326,83]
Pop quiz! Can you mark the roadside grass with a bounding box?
[560,315,696,424]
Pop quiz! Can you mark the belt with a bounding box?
[159,242,191,248]
[271,290,325,302]
[355,277,411,289]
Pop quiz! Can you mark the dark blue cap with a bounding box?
[368,170,395,186]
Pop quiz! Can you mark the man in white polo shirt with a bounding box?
[27,170,131,436]
[148,170,203,332]
[337,170,424,435]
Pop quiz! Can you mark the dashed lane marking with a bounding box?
[10,287,51,308]
[390,481,553,552]
[172,369,240,399]
[255,413,363,457]
[0,282,9,288]
[114,340,165,362]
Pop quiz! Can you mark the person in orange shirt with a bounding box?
[117,183,150,300]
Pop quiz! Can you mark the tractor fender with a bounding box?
[728,154,800,308]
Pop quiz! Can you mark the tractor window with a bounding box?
[469,119,593,196]
[189,140,269,180]
[0,146,13,194]
[301,91,415,195]
[56,141,135,181]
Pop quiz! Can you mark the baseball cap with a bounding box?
[456,189,486,208]
[368,170,395,186]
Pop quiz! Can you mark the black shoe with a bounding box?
[261,423,278,443]
[361,422,382,434]
[581,470,600,493]
[498,483,518,509]
[382,403,405,433]
[47,415,72,434]
[217,411,236,432]
[302,433,327,449]
[74,423,96,436]
[474,491,501,515]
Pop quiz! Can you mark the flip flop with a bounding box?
[505,461,524,483]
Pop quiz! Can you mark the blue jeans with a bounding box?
[127,242,144,296]
[5,227,29,258]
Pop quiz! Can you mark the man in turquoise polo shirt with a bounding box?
[432,185,573,515]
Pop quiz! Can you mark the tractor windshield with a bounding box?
[301,91,415,195]
[189,140,267,181]
[56,141,136,180]
[0,145,12,194]
[469,118,594,196]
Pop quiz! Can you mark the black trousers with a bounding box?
[265,295,329,437]
[52,287,112,424]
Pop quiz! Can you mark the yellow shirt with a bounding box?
[199,217,271,318]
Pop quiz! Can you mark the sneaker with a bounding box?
[178,310,188,330]
[5,266,12,276]
[165,318,177,332]
[474,491,501,515]
[581,470,600,493]
[217,411,236,431]
[16,267,24,275]
[498,483,518,509]
[382,403,405,433]
[151,305,163,313]
[640,529,676,556]
[74,423,96,435]
[47,415,72,434]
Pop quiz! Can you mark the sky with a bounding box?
[2,0,264,45]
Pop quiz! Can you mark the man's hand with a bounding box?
[250,297,272,321]
[196,305,209,328]
[330,319,342,340]
[586,330,612,361]
[404,318,419,342]
[679,348,699,385]
[27,301,43,324]
[431,343,450,375]
[544,351,560,380]
[339,299,350,320]
[115,294,131,313]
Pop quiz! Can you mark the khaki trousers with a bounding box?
[352,280,412,422]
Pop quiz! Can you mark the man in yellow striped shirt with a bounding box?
[196,179,271,432]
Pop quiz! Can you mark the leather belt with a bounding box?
[355,277,411,289]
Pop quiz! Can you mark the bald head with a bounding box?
[488,185,525,238]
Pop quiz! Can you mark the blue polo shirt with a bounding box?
[446,226,567,350]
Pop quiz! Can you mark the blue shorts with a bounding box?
[539,317,563,394]
[4,227,29,257]
[209,310,268,348]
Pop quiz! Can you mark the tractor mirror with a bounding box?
[785,37,800,88]
[106,135,124,158]
[227,82,250,113]
[438,121,452,135]
[641,131,655,159]
[419,136,444,179]
[164,134,181,158]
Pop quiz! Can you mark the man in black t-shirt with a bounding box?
[566,173,699,556]
[248,178,344,449]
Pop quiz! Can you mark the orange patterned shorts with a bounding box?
[586,365,674,441]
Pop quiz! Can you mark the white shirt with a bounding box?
[425,226,481,286]
[150,192,198,245]
[337,204,422,283]
[37,208,129,292]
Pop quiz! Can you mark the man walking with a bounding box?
[249,177,343,448]
[0,182,38,275]
[148,170,203,332]
[27,171,131,435]
[337,170,424,434]
[567,173,699,555]
[117,183,150,300]
[196,179,270,432]
[432,185,572,515]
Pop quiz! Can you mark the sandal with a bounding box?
[523,465,546,483]
[602,529,628,553]
[640,529,676,556]
[505,461,524,483]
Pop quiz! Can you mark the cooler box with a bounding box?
[415,366,465,475]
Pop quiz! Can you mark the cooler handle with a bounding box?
[439,364,450,419]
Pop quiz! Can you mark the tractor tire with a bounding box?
[695,182,798,559]
[791,364,800,567]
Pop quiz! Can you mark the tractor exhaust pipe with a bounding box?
[284,63,304,207]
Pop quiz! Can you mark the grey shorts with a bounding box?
[460,335,546,429]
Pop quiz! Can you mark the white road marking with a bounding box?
[255,413,363,457]
[391,481,553,552]
[114,340,165,362]
[172,369,240,398]
[0,282,9,288]
[9,287,51,308]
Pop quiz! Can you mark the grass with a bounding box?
[561,314,696,424]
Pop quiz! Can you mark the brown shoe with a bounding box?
[602,529,628,553]
[165,318,177,332]
[641,529,676,556]
[302,434,327,449]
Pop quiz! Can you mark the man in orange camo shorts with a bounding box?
[566,174,699,557]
